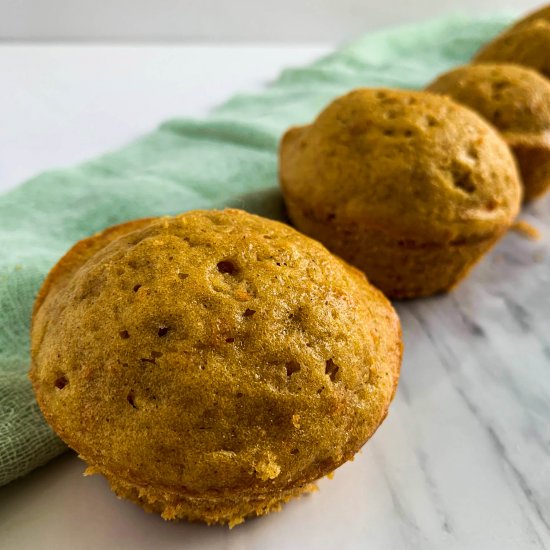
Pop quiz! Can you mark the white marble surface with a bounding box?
[1,43,550,550]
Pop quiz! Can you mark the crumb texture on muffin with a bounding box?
[427,63,550,136]
[280,88,520,241]
[279,88,521,297]
[508,4,550,30]
[427,63,550,201]
[30,208,402,525]
[473,8,550,79]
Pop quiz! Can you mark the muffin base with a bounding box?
[286,201,503,299]
[97,469,316,528]
[512,144,550,202]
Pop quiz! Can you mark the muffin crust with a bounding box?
[474,8,550,80]
[30,209,402,526]
[279,88,521,298]
[427,63,550,201]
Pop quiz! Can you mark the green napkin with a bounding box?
[0,14,513,487]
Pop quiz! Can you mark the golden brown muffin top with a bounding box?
[427,63,550,146]
[30,209,401,496]
[280,88,521,242]
[473,18,550,79]
[506,4,550,30]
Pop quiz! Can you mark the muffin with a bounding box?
[506,4,550,30]
[473,7,550,79]
[30,209,402,527]
[427,63,550,201]
[279,88,521,299]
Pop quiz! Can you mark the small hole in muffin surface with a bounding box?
[54,376,68,390]
[285,361,301,377]
[243,308,256,317]
[425,115,438,127]
[141,351,162,364]
[127,392,137,409]
[119,330,130,339]
[291,448,300,455]
[226,337,235,343]
[492,80,509,92]
[157,326,169,337]
[217,260,237,275]
[452,170,476,193]
[486,199,498,211]
[133,284,141,292]
[325,359,340,382]
[178,273,189,280]
[467,145,479,160]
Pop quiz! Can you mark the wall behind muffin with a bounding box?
[0,0,543,41]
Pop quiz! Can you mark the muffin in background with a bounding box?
[279,88,522,299]
[473,7,550,79]
[500,3,550,31]
[30,209,402,527]
[427,63,550,201]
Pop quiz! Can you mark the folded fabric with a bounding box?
[0,14,513,487]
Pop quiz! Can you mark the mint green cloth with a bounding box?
[0,15,513,487]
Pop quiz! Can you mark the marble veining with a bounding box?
[1,197,549,550]
[388,197,550,549]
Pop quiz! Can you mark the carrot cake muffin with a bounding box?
[30,209,402,527]
[505,3,550,30]
[279,88,521,298]
[474,6,550,79]
[427,63,550,201]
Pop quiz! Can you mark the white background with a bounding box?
[0,0,543,41]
